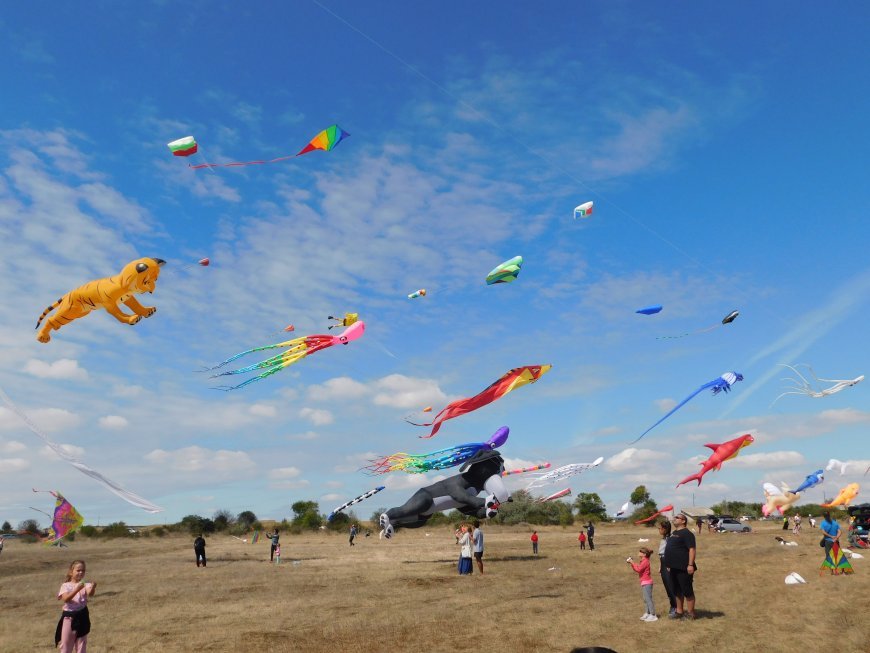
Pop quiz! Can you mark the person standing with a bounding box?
[695,518,703,535]
[793,513,802,535]
[626,547,657,621]
[458,524,473,575]
[782,515,789,531]
[472,520,484,574]
[531,530,539,555]
[349,524,357,546]
[664,514,696,620]
[578,530,587,550]
[55,560,97,653]
[809,515,816,528]
[657,520,677,618]
[268,529,280,562]
[586,522,595,551]
[193,533,207,568]
[820,511,841,556]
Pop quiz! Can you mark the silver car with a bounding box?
[716,518,751,533]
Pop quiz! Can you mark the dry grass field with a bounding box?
[1,521,868,653]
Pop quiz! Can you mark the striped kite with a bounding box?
[327,486,386,521]
[486,256,523,285]
[407,365,551,438]
[205,321,365,390]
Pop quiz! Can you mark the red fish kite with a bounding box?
[676,434,754,487]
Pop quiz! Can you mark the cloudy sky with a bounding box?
[1,3,868,526]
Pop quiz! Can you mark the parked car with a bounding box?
[717,518,751,533]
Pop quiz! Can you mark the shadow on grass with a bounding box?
[692,609,726,619]
[527,593,563,599]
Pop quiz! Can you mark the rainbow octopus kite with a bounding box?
[364,427,510,475]
[632,371,743,443]
[407,365,551,438]
[31,490,84,544]
[205,321,365,390]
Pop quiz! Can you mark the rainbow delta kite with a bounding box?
[31,489,84,544]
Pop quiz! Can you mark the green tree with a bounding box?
[213,509,234,531]
[573,493,607,521]
[18,519,41,535]
[290,500,322,530]
[630,486,650,505]
[1,520,12,533]
[102,522,131,538]
[236,511,258,530]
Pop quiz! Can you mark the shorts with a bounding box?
[668,568,695,599]
[474,551,483,561]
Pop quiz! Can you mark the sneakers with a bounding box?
[668,609,679,619]
[644,615,659,622]
[640,614,649,620]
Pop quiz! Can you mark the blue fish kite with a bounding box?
[636,305,663,315]
[791,469,824,495]
[632,371,744,443]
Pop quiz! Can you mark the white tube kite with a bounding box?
[0,388,163,513]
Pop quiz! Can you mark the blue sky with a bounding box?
[1,3,868,526]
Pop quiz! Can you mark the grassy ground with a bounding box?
[1,521,867,652]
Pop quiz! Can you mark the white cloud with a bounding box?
[654,398,677,412]
[320,493,343,502]
[371,375,448,409]
[268,466,301,479]
[249,403,277,418]
[98,415,128,429]
[0,458,29,473]
[0,407,80,433]
[384,473,447,491]
[605,448,671,472]
[299,407,333,426]
[23,358,88,381]
[144,446,255,474]
[40,443,85,459]
[728,451,805,469]
[287,431,320,441]
[0,440,26,454]
[307,377,370,402]
[112,384,145,398]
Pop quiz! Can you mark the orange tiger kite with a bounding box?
[36,257,165,343]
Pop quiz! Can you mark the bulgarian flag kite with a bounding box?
[167,136,198,157]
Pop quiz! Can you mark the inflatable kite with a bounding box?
[407,365,551,438]
[379,446,510,538]
[762,483,800,517]
[30,489,84,544]
[486,256,523,285]
[772,364,864,406]
[636,305,663,315]
[168,136,198,156]
[536,488,571,502]
[364,426,509,475]
[821,483,860,508]
[573,201,593,219]
[502,462,551,477]
[784,572,807,584]
[793,469,825,494]
[526,457,604,490]
[632,371,743,443]
[616,501,632,517]
[827,459,850,475]
[187,125,350,169]
[675,434,754,487]
[35,257,165,343]
[328,312,358,330]
[327,486,385,521]
[634,505,674,525]
[657,309,739,340]
[821,541,854,575]
[0,388,163,512]
[408,289,426,299]
[205,321,365,390]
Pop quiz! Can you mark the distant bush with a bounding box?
[80,525,98,538]
[102,522,132,538]
[152,527,167,537]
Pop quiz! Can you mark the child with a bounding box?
[531,531,539,555]
[578,531,587,550]
[626,547,657,621]
[56,560,97,652]
[274,544,281,564]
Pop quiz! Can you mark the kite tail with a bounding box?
[212,364,288,391]
[631,380,717,444]
[210,347,307,377]
[204,338,305,371]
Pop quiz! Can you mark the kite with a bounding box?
[762,483,800,517]
[536,488,571,502]
[188,125,350,169]
[771,364,864,406]
[657,309,739,340]
[422,406,432,413]
[501,462,551,477]
[616,501,632,517]
[407,365,552,438]
[784,572,807,584]
[328,312,358,330]
[408,289,426,299]
[634,505,674,525]
[525,457,605,490]
[573,201,593,219]
[296,124,351,156]
[364,426,509,475]
[0,388,163,512]
[636,305,663,315]
[327,486,386,521]
[775,536,799,546]
[486,256,523,285]
[31,490,84,544]
[820,541,854,575]
[36,257,164,343]
[167,136,197,157]
[826,459,850,475]
[675,434,754,487]
[250,531,260,544]
[379,446,510,537]
[204,321,365,390]
[632,371,743,443]
[793,469,825,494]
[821,483,860,508]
